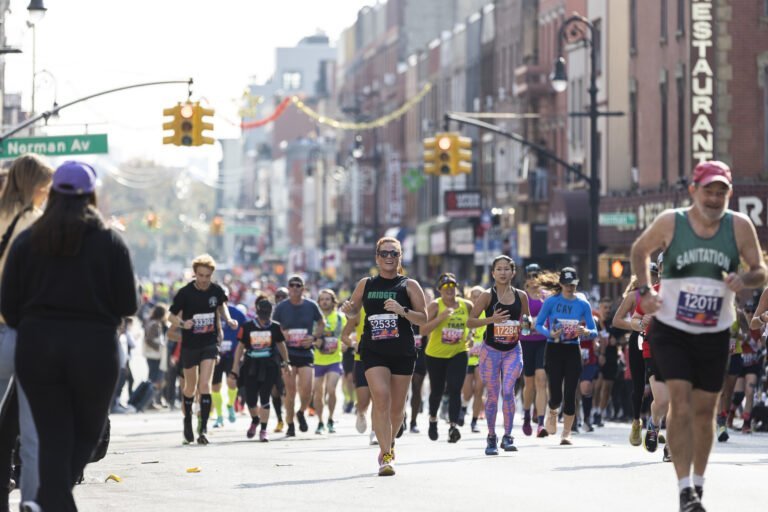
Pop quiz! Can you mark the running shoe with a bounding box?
[247,423,258,439]
[213,416,224,428]
[644,427,659,453]
[663,444,672,463]
[679,487,705,512]
[183,417,194,444]
[396,418,406,439]
[259,429,269,442]
[369,431,378,445]
[343,401,354,414]
[316,422,325,435]
[594,412,604,427]
[560,431,572,446]
[629,419,642,446]
[572,422,580,434]
[328,418,336,434]
[458,406,467,427]
[500,435,517,452]
[228,405,236,423]
[274,420,284,433]
[659,432,666,444]
[356,413,367,433]
[428,421,438,441]
[471,420,480,433]
[286,423,296,437]
[742,423,752,434]
[485,434,499,456]
[695,486,703,499]
[545,409,558,436]
[584,420,594,433]
[448,425,461,443]
[196,432,209,445]
[410,423,420,434]
[716,424,729,442]
[378,452,395,476]
[522,417,532,436]
[297,411,309,432]
[536,424,548,438]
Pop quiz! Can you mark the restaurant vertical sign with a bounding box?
[691,0,717,163]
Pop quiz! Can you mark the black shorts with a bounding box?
[354,360,368,388]
[212,355,234,385]
[466,364,478,375]
[521,340,546,377]
[181,345,218,370]
[741,358,763,377]
[289,353,314,369]
[361,350,415,376]
[727,353,743,376]
[648,319,729,393]
[414,349,427,376]
[342,349,355,374]
[644,357,664,382]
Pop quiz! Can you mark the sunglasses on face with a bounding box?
[288,283,303,288]
[440,282,456,290]
[377,250,400,258]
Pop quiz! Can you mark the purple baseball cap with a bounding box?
[52,161,96,195]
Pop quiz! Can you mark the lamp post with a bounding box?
[551,14,600,290]
[27,0,47,136]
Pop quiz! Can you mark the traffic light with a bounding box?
[456,135,472,174]
[599,255,631,282]
[146,212,158,229]
[435,133,453,175]
[423,133,473,176]
[192,104,215,146]
[423,136,438,175]
[210,216,224,235]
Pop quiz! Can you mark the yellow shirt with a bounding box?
[314,309,347,366]
[353,308,366,362]
[426,298,471,359]
[468,311,486,366]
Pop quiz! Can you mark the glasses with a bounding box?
[288,283,303,288]
[377,250,400,258]
[440,282,456,289]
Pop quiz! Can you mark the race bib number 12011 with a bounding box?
[675,283,724,327]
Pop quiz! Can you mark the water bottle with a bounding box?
[520,314,532,336]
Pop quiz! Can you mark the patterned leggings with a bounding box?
[478,343,523,436]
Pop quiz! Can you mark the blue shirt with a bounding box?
[221,305,248,356]
[535,294,597,345]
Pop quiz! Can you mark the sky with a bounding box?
[2,0,374,165]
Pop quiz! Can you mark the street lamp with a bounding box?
[27,0,47,135]
[551,14,600,290]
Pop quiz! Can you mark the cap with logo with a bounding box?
[436,273,458,289]
[559,267,579,285]
[52,161,97,195]
[692,160,732,188]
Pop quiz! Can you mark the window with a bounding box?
[661,80,669,186]
[676,68,685,179]
[660,0,668,42]
[281,72,302,91]
[630,0,637,53]
[677,0,685,34]
[593,19,602,75]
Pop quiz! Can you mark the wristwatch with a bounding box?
[402,307,409,316]
[281,361,290,368]
[636,284,652,297]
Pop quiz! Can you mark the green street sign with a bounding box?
[599,212,637,228]
[1,134,109,159]
[226,224,261,236]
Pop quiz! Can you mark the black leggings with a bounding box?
[425,352,468,424]
[243,360,278,410]
[545,343,582,416]
[628,332,645,420]
[16,320,118,512]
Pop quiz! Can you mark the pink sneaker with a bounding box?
[259,429,269,442]
[536,424,548,438]
[247,423,258,439]
[522,418,533,436]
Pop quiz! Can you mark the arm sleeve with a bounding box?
[0,237,24,328]
[111,232,139,318]
[169,288,184,316]
[535,298,552,339]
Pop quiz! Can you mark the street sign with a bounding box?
[1,134,109,158]
[598,212,637,228]
[226,224,261,236]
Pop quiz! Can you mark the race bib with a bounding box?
[742,352,758,366]
[494,321,520,344]
[675,283,724,327]
[220,340,232,353]
[286,329,307,348]
[192,313,215,334]
[321,336,339,354]
[558,319,581,341]
[581,348,590,361]
[441,328,464,345]
[249,331,272,350]
[369,314,399,341]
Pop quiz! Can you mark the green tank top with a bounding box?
[426,298,470,359]
[657,208,739,333]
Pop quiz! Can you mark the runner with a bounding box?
[170,254,240,445]
[212,303,248,427]
[341,308,377,445]
[592,297,617,428]
[272,276,325,437]
[535,267,597,445]
[716,300,745,442]
[421,273,471,443]
[746,297,768,433]
[468,256,529,454]
[578,312,600,432]
[462,286,486,434]
[410,288,433,433]
[340,237,427,476]
[631,161,767,511]
[520,276,548,437]
[230,296,289,441]
[313,289,347,434]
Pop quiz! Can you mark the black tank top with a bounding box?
[484,286,523,352]
[361,275,415,357]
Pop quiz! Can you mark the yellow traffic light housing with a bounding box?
[193,104,215,146]
[423,136,438,175]
[162,104,182,145]
[211,216,224,235]
[163,102,215,146]
[456,135,472,174]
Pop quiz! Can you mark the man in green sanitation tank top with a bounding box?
[631,161,766,512]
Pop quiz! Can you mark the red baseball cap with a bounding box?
[693,160,732,187]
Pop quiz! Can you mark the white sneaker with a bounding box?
[21,502,42,512]
[369,430,378,445]
[356,413,367,433]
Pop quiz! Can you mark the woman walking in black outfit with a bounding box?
[1,161,138,512]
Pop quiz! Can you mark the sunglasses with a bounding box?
[440,282,456,289]
[377,250,400,258]
[288,283,303,288]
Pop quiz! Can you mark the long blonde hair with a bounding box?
[0,154,54,217]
